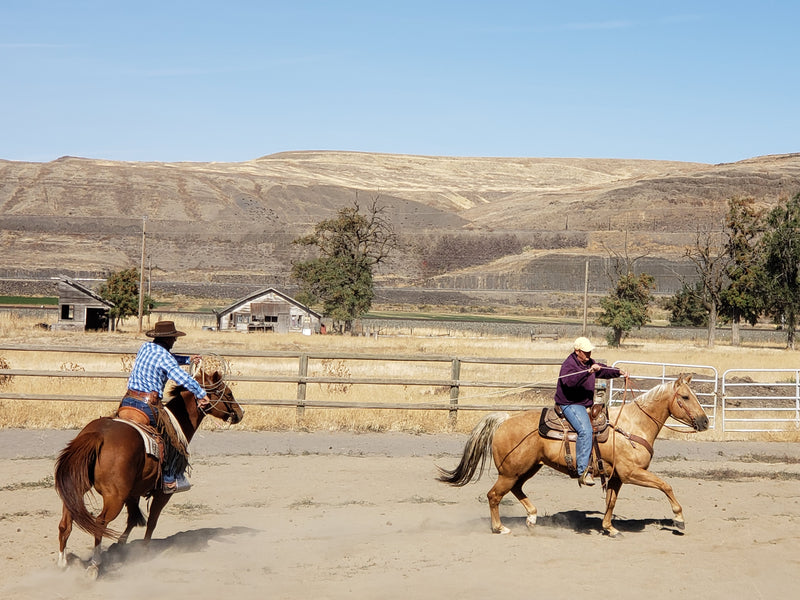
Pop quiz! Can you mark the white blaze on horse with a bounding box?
[438,374,709,537]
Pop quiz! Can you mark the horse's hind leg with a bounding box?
[602,473,623,537]
[487,474,518,534]
[511,464,543,527]
[57,504,73,569]
[86,497,125,580]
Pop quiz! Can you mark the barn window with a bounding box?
[60,304,74,320]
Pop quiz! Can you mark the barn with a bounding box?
[215,287,322,334]
[51,276,114,332]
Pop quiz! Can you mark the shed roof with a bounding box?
[216,287,321,319]
[58,276,115,307]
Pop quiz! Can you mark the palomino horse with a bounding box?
[438,374,709,537]
[55,369,243,578]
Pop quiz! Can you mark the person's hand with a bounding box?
[190,355,201,365]
[589,363,601,373]
[619,370,629,378]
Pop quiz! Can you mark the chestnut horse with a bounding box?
[55,369,243,578]
[438,374,709,537]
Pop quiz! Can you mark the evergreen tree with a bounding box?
[597,272,655,347]
[760,191,800,349]
[665,282,709,327]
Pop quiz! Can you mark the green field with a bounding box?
[0,296,58,305]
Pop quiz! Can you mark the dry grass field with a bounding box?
[2,312,799,441]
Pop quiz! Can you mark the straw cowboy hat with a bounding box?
[145,320,186,338]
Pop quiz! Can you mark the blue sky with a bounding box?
[1,1,798,164]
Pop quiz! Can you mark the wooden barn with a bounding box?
[215,288,322,334]
[51,276,114,332]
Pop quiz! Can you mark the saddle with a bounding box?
[112,417,164,461]
[538,404,610,443]
[539,404,610,483]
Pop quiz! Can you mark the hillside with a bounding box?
[1,151,800,306]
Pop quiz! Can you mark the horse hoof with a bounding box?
[85,564,99,581]
[526,514,537,528]
[674,520,686,531]
[493,525,511,535]
[603,528,621,538]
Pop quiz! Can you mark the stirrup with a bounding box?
[578,470,595,487]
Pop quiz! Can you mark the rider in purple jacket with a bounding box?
[555,337,627,487]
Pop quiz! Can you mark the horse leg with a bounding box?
[487,474,518,534]
[601,473,624,537]
[143,493,171,542]
[118,498,146,545]
[624,468,686,531]
[510,464,543,528]
[86,497,125,580]
[57,504,73,569]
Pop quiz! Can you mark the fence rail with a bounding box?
[0,344,565,427]
[1,345,798,435]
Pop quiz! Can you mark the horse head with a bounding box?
[667,374,709,432]
[195,369,244,425]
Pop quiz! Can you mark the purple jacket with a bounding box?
[554,352,622,407]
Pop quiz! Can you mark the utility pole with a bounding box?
[137,216,146,333]
[582,259,589,335]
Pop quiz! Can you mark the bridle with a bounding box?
[632,384,699,433]
[191,356,243,423]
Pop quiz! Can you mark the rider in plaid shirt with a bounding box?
[127,340,206,401]
[119,320,208,493]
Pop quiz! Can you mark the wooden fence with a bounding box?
[0,344,566,427]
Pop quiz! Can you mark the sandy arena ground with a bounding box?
[1,428,799,600]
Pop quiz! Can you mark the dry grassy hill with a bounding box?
[1,151,799,307]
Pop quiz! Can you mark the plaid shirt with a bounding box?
[127,342,206,399]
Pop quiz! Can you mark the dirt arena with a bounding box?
[1,428,798,600]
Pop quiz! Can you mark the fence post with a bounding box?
[296,353,308,421]
[449,358,460,429]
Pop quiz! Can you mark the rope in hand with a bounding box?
[190,353,231,393]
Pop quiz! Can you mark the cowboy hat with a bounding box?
[145,320,186,338]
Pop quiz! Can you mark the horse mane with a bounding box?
[634,380,670,408]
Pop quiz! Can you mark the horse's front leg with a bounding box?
[624,467,685,530]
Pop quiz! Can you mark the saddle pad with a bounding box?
[113,418,161,459]
[538,407,610,443]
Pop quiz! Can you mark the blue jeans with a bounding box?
[560,404,592,475]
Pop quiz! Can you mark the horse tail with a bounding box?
[437,412,510,486]
[54,430,120,540]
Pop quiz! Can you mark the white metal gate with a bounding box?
[609,361,718,430]
[721,369,800,432]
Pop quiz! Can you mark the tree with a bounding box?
[720,197,765,345]
[760,191,800,349]
[291,198,397,333]
[98,268,154,330]
[665,282,708,327]
[597,271,655,347]
[682,226,730,348]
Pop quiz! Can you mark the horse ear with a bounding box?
[676,373,692,385]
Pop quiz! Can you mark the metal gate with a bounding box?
[609,361,719,430]
[721,369,800,433]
